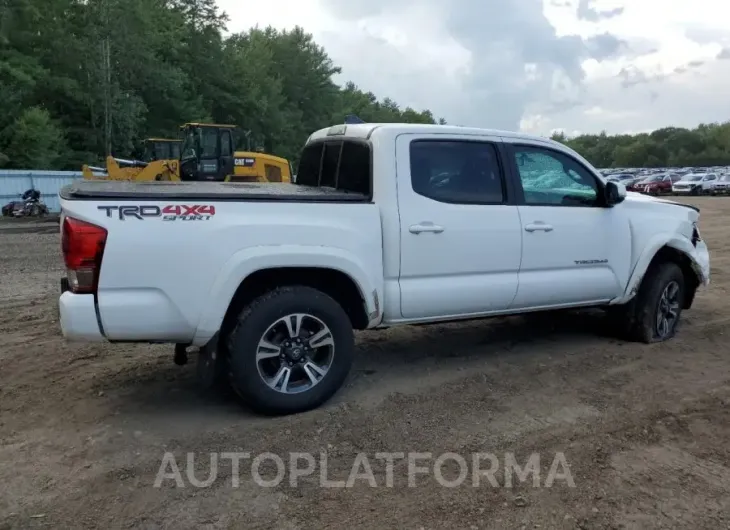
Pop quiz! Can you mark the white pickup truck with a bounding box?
[58,123,710,414]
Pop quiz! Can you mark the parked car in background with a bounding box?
[639,174,683,196]
[712,174,730,194]
[672,173,719,195]
[626,178,651,192]
[609,173,635,181]
[608,174,637,187]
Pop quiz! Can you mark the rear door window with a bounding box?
[409,140,505,204]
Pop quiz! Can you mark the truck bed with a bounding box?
[60,180,370,202]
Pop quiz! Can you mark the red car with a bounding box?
[631,174,682,195]
[626,179,646,192]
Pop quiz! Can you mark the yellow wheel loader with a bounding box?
[142,138,182,162]
[82,156,180,181]
[83,124,292,183]
[82,138,182,181]
[177,123,292,183]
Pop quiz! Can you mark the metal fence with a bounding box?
[0,170,83,213]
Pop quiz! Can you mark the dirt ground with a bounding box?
[1,197,730,530]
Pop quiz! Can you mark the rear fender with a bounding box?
[192,244,381,345]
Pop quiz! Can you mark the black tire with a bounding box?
[226,286,354,415]
[609,262,685,343]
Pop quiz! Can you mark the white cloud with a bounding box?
[216,0,730,135]
[218,0,330,34]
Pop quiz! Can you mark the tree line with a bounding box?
[0,0,441,170]
[2,0,728,171]
[552,122,730,169]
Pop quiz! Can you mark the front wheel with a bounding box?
[226,286,354,415]
[610,262,685,343]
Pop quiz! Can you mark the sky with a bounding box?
[216,0,730,137]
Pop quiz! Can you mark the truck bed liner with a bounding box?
[60,180,370,202]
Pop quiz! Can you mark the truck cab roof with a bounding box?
[307,122,566,147]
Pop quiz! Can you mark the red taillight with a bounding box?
[61,217,107,294]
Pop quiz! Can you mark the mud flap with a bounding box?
[196,333,223,390]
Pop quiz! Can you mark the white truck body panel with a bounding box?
[61,199,383,344]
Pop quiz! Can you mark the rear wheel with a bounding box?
[226,286,354,415]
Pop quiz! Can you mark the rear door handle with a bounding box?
[409,222,445,234]
[524,222,553,232]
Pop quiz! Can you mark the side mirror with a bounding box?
[605,181,626,206]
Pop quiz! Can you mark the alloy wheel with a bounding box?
[255,313,335,394]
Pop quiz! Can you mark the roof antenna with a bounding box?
[344,115,366,124]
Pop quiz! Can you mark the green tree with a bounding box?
[2,107,66,169]
[0,1,444,169]
[558,122,730,168]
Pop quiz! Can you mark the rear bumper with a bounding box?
[59,290,105,342]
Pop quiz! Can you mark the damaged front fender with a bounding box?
[611,233,710,306]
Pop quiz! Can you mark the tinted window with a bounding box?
[296,140,371,195]
[409,140,504,204]
[153,143,168,160]
[297,143,323,185]
[320,142,341,188]
[200,128,218,158]
[337,142,370,194]
[221,131,232,157]
[512,146,599,206]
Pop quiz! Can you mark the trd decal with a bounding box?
[97,205,160,220]
[161,204,215,221]
[98,205,216,221]
[574,259,608,265]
